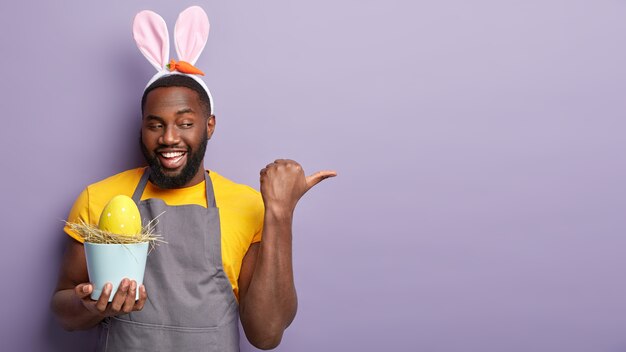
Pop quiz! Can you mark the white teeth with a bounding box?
[161,152,184,158]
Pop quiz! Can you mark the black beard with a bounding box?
[140,132,208,189]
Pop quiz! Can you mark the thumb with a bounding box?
[305,170,337,191]
[75,283,93,299]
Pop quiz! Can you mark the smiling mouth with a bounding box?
[157,150,187,170]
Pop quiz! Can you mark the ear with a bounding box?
[133,10,170,71]
[206,114,216,140]
[174,6,210,65]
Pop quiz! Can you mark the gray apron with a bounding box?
[96,168,240,352]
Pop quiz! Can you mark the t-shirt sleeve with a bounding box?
[63,188,90,243]
[251,190,264,244]
[252,220,263,243]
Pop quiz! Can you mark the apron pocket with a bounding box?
[100,316,240,352]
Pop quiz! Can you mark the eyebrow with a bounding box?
[145,108,194,121]
[176,108,194,115]
[145,115,164,122]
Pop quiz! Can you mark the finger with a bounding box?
[305,170,337,190]
[95,283,113,312]
[134,285,148,311]
[110,278,130,312]
[122,280,137,313]
[75,283,93,299]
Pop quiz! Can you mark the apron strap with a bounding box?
[131,167,217,208]
[204,171,216,208]
[132,168,151,204]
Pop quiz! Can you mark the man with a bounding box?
[51,72,335,349]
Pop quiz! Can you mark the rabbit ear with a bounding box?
[174,6,210,65]
[133,10,170,71]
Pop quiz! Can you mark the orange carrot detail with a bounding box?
[167,59,205,76]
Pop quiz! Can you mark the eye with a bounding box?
[180,123,193,128]
[147,123,163,130]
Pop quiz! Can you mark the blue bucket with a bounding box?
[84,242,149,301]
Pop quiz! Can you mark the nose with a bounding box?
[158,125,181,146]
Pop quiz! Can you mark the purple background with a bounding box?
[1,0,625,351]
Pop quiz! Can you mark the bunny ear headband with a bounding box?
[133,6,214,114]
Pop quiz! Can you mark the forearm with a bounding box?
[242,160,335,348]
[240,210,298,348]
[51,288,103,331]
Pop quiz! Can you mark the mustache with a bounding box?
[138,135,190,154]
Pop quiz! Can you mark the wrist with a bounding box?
[264,205,294,223]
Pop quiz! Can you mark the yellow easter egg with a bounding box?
[98,195,142,236]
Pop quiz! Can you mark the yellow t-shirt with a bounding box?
[64,167,264,299]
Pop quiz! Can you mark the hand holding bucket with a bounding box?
[85,242,149,301]
[66,195,162,301]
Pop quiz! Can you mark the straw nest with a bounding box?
[65,213,167,251]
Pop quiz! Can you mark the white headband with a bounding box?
[133,6,214,114]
